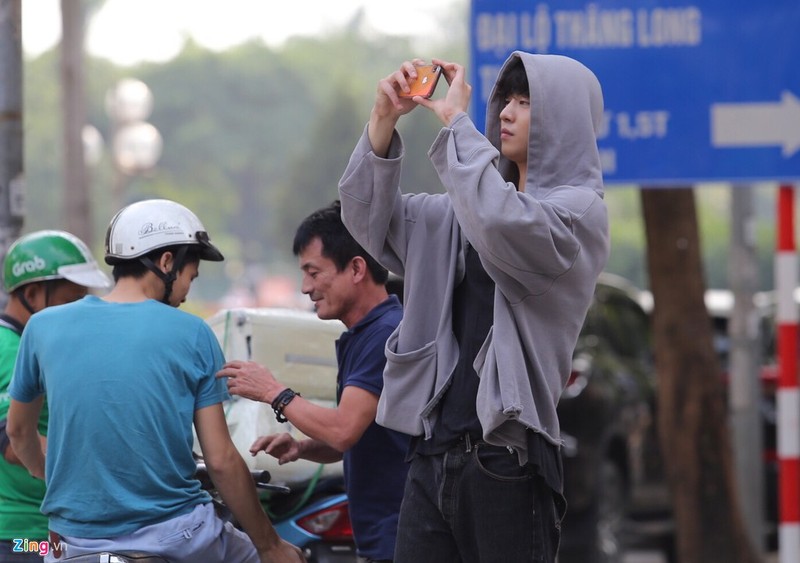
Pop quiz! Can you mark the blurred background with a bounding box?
[4,2,797,562]
[15,0,782,315]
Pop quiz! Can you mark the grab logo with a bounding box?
[12,255,47,277]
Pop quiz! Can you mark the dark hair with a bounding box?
[495,56,529,100]
[293,200,388,285]
[111,246,201,282]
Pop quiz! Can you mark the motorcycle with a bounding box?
[199,462,357,563]
[265,472,355,563]
[53,465,356,563]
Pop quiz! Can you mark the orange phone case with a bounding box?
[400,65,442,99]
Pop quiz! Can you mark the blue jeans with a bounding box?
[44,503,257,563]
[395,440,563,563]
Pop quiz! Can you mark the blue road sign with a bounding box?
[470,1,800,185]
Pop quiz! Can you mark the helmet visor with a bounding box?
[195,231,224,262]
[58,262,112,289]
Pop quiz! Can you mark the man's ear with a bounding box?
[350,256,368,284]
[157,251,174,273]
[21,282,43,307]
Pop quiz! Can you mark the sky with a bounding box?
[22,0,456,66]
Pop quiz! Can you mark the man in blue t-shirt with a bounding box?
[7,199,302,563]
[218,201,408,562]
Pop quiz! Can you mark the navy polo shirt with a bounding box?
[335,295,408,560]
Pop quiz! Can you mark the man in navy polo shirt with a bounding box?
[218,200,407,563]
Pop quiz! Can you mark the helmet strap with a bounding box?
[17,291,36,316]
[16,282,52,316]
[139,246,189,305]
[44,281,55,309]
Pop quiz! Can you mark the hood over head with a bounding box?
[485,52,605,197]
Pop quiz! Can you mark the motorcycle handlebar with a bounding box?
[195,462,291,495]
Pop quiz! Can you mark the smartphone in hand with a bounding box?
[399,64,442,99]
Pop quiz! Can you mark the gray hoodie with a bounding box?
[338,52,610,464]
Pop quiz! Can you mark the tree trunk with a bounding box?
[60,0,92,245]
[640,187,761,563]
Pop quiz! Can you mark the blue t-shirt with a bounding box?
[8,296,228,538]
[335,295,408,560]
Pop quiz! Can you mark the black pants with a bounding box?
[395,441,563,563]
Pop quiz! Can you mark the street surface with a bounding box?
[623,552,665,563]
[622,549,778,562]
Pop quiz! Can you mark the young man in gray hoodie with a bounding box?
[337,52,609,562]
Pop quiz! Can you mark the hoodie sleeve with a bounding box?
[428,112,608,301]
[339,125,437,277]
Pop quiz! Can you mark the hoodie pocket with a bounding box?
[376,329,437,436]
[473,325,492,377]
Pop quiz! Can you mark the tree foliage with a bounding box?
[23,11,469,299]
[21,5,780,300]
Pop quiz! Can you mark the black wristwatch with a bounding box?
[271,388,300,423]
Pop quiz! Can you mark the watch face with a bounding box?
[272,388,299,422]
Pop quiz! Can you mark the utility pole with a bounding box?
[0,0,25,307]
[729,185,764,554]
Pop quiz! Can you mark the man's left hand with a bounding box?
[216,360,283,404]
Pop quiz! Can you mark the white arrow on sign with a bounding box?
[710,90,800,158]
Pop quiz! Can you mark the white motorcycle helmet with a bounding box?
[104,199,223,303]
[104,198,223,264]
